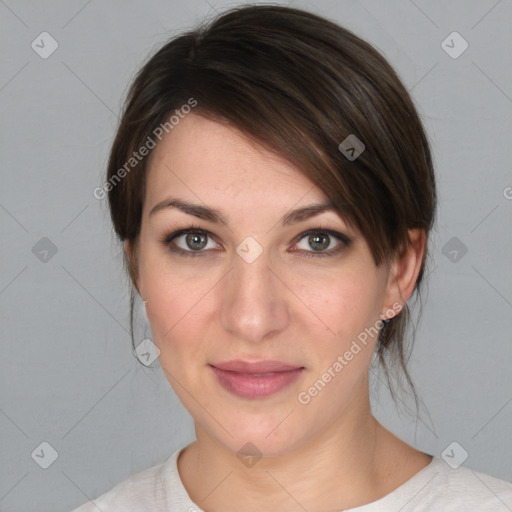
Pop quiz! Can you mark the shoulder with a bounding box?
[349,456,512,512]
[392,457,512,511]
[426,458,512,510]
[69,449,184,512]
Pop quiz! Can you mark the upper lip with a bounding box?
[210,360,304,373]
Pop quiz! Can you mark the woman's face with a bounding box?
[132,113,403,456]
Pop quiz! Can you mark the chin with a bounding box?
[198,406,308,459]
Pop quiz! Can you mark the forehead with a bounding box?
[145,114,328,206]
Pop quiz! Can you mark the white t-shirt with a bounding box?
[71,448,512,511]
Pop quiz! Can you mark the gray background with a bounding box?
[1,0,511,510]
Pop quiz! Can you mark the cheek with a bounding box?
[140,259,221,367]
[292,275,383,412]
[291,265,384,342]
[288,267,386,398]
[146,281,203,341]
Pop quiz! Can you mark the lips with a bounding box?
[211,360,303,373]
[209,360,305,399]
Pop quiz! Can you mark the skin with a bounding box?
[127,113,432,511]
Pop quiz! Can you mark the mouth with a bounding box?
[209,360,305,399]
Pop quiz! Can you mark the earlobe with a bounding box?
[382,229,427,318]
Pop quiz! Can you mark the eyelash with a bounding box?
[159,224,352,259]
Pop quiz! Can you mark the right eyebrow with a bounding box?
[148,197,338,226]
[149,198,229,225]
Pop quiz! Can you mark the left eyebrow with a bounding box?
[148,197,337,226]
[282,201,338,226]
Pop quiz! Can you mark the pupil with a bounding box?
[186,233,207,250]
[309,233,329,251]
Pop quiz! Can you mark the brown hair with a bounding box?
[106,5,436,401]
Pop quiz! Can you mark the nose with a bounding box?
[220,249,289,343]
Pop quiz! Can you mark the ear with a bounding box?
[381,229,426,319]
[124,240,142,296]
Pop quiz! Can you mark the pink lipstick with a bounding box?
[210,360,304,399]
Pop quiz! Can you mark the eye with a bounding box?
[291,229,351,257]
[161,226,351,259]
[162,228,221,256]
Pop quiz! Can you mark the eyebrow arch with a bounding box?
[148,197,337,226]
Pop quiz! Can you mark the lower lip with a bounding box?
[210,366,304,399]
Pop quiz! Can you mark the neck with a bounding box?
[177,388,425,511]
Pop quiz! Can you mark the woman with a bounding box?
[73,5,512,511]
